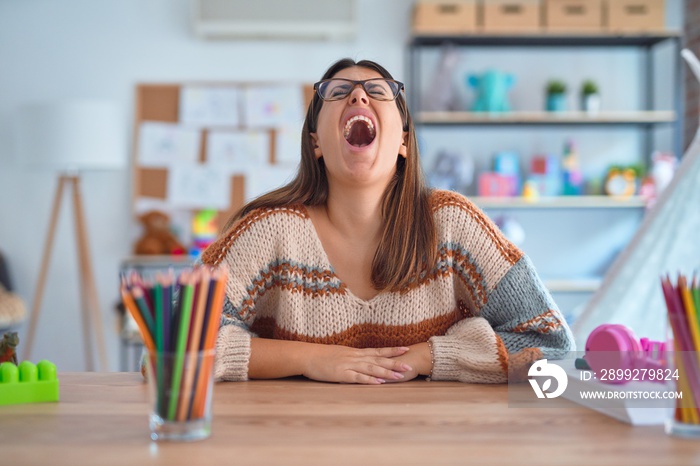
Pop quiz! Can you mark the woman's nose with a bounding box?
[349,86,369,105]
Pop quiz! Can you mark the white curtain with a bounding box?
[573,49,700,344]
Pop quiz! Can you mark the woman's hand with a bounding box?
[302,345,413,384]
[382,342,433,383]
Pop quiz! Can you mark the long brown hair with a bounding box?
[223,58,436,291]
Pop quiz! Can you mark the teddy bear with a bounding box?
[133,210,186,256]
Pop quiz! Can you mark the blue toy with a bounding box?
[467,70,514,113]
[493,151,521,195]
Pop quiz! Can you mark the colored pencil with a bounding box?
[192,268,227,418]
[121,265,227,423]
[120,286,155,352]
[661,274,700,425]
[131,286,155,336]
[178,268,210,421]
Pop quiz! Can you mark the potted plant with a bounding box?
[580,79,600,114]
[545,80,567,112]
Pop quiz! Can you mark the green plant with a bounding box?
[546,80,567,95]
[581,80,599,96]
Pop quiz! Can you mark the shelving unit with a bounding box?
[407,32,683,320]
[417,110,676,125]
[472,195,647,209]
[408,31,684,157]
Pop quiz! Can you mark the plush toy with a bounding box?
[467,70,514,113]
[640,152,677,207]
[134,210,186,256]
[650,151,677,194]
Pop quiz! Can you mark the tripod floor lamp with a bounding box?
[16,101,126,371]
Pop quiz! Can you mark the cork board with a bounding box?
[132,82,313,231]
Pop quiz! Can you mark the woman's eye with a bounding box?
[329,85,351,98]
[366,83,389,97]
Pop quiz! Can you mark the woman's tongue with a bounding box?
[345,121,374,147]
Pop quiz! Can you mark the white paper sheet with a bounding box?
[274,126,302,166]
[243,85,304,128]
[179,86,241,127]
[138,122,201,167]
[206,130,270,170]
[167,163,230,209]
[245,164,296,201]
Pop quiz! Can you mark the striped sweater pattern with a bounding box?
[201,190,574,383]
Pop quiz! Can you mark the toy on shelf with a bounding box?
[427,150,474,193]
[0,331,18,364]
[0,360,59,405]
[478,173,512,197]
[493,151,521,195]
[522,180,540,201]
[423,44,462,112]
[650,152,677,193]
[641,151,677,206]
[561,139,584,195]
[191,209,219,257]
[134,210,186,256]
[527,154,561,196]
[477,150,520,197]
[604,165,639,197]
[467,70,514,113]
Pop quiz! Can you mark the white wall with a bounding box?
[0,0,412,371]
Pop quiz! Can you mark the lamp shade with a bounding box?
[15,101,126,171]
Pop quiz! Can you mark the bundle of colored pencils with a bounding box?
[120,266,227,422]
[660,274,700,425]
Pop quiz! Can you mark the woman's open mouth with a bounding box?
[343,115,376,148]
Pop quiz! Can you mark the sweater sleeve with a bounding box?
[212,296,253,382]
[429,255,575,383]
[200,208,279,383]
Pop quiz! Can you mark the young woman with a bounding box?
[201,58,574,384]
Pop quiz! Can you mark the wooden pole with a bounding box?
[22,176,68,362]
[71,176,108,371]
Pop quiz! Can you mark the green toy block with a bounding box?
[0,360,59,405]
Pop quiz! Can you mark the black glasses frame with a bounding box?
[313,78,405,102]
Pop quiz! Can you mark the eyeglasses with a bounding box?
[314,78,405,102]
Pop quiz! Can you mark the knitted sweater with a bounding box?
[201,190,574,383]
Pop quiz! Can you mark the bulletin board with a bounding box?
[132,82,314,232]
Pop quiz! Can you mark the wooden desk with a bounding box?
[0,373,697,465]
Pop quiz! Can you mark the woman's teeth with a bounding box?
[343,115,376,147]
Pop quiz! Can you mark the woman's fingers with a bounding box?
[303,344,414,384]
[362,362,406,380]
[372,356,413,373]
[370,346,410,358]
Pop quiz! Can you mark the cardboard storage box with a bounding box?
[607,0,665,32]
[545,0,603,32]
[413,1,478,34]
[482,0,542,33]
